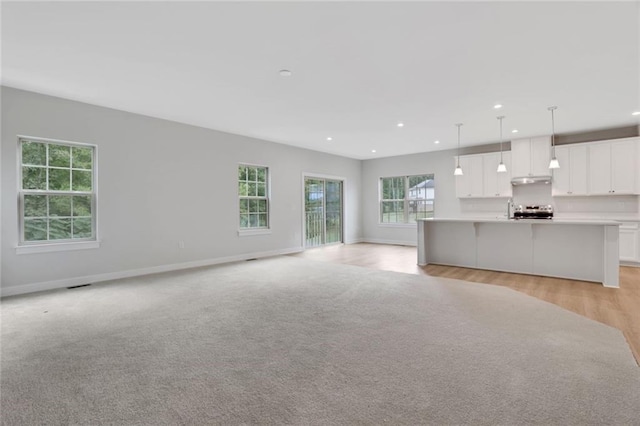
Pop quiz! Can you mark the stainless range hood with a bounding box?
[511,176,552,186]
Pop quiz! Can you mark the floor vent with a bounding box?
[246,258,258,261]
[67,284,91,289]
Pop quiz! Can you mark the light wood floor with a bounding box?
[291,243,640,365]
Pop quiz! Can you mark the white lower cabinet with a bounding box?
[619,223,640,263]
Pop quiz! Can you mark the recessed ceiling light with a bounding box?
[371,149,377,153]
[279,69,292,77]
[326,137,332,141]
[512,129,519,133]
[397,122,404,127]
[632,111,640,116]
[434,140,440,144]
[494,104,503,109]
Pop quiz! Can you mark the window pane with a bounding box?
[238,182,248,196]
[49,145,71,168]
[48,169,71,191]
[22,142,46,166]
[72,217,92,238]
[249,199,258,213]
[49,218,72,240]
[240,214,249,228]
[247,167,256,181]
[408,175,432,200]
[258,214,267,227]
[73,195,92,216]
[24,219,48,241]
[72,146,92,170]
[49,195,72,217]
[72,170,92,191]
[238,165,248,181]
[258,200,266,213]
[249,214,258,227]
[24,195,47,217]
[257,183,266,197]
[239,199,249,214]
[248,182,257,197]
[257,167,266,183]
[381,178,391,200]
[22,167,47,190]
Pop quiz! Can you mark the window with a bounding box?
[380,174,434,223]
[238,164,269,229]
[19,137,97,245]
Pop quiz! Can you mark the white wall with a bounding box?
[1,87,362,294]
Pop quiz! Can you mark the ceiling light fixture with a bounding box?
[326,137,332,141]
[434,140,440,144]
[632,111,640,116]
[548,106,560,169]
[279,69,292,77]
[512,129,519,133]
[454,123,464,176]
[371,149,377,153]
[497,116,507,173]
[397,122,404,128]
[494,104,503,109]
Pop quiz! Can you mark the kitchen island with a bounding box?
[417,218,620,287]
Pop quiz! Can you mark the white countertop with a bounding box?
[419,218,621,226]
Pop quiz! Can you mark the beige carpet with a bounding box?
[2,256,639,425]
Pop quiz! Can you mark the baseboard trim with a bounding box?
[1,246,304,297]
[361,238,417,247]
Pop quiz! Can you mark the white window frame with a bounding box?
[379,174,435,226]
[16,136,100,254]
[237,163,272,237]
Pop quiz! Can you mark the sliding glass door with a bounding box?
[304,177,343,247]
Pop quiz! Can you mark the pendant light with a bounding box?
[548,106,560,169]
[454,123,464,176]
[496,115,507,173]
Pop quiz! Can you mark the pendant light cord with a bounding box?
[456,123,462,166]
[498,116,504,162]
[549,106,557,156]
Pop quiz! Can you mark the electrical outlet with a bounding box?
[178,241,185,249]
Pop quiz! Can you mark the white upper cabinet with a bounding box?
[588,139,638,195]
[455,152,512,198]
[552,144,588,196]
[455,155,484,198]
[510,136,551,177]
[483,152,512,197]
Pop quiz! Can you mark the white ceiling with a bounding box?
[2,1,639,159]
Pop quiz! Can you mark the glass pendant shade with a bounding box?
[497,161,507,172]
[454,165,464,176]
[549,157,560,169]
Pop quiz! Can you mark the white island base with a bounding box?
[417,219,620,288]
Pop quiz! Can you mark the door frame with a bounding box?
[301,173,347,249]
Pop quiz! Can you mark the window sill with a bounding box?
[238,228,272,237]
[16,240,101,255]
[378,223,418,228]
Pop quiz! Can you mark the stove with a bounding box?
[513,205,553,220]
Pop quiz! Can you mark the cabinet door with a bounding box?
[483,153,500,197]
[611,140,637,194]
[455,155,483,198]
[619,224,639,262]
[569,145,588,195]
[455,156,472,198]
[552,146,571,195]
[530,136,551,176]
[588,142,612,195]
[510,139,531,177]
[497,152,512,197]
